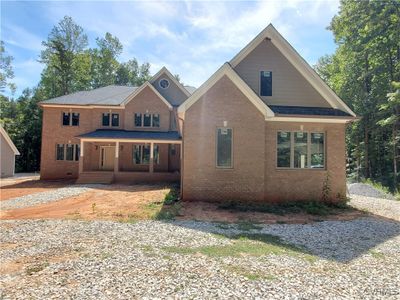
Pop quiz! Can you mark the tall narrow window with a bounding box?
[56,144,65,160]
[294,132,308,168]
[260,71,272,96]
[133,145,151,164]
[152,114,160,127]
[62,113,70,126]
[153,145,160,164]
[143,113,151,127]
[310,133,325,168]
[133,145,141,164]
[71,113,79,126]
[112,113,119,127]
[102,113,110,126]
[66,144,74,161]
[216,128,233,168]
[134,113,142,127]
[277,131,291,168]
[75,144,80,161]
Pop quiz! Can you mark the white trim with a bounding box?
[158,78,170,89]
[178,63,275,119]
[122,81,173,110]
[268,116,354,123]
[79,138,182,144]
[0,125,20,155]
[229,24,356,117]
[150,67,191,97]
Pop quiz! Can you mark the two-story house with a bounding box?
[40,24,357,202]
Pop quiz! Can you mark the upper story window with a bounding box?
[152,114,160,127]
[216,127,233,168]
[134,113,142,127]
[102,113,119,127]
[277,131,325,169]
[62,112,79,126]
[135,113,160,128]
[159,78,170,89]
[260,71,272,96]
[143,113,151,127]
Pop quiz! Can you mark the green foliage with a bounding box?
[0,41,16,94]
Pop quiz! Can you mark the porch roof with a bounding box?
[77,129,181,141]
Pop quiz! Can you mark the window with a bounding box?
[260,71,272,96]
[159,78,170,89]
[112,113,119,127]
[143,113,151,127]
[62,113,70,126]
[71,113,79,126]
[134,113,142,127]
[75,144,80,161]
[102,113,110,126]
[170,144,176,155]
[152,114,160,127]
[277,132,291,168]
[133,145,159,164]
[310,133,325,168]
[216,128,233,168]
[56,144,65,160]
[276,131,325,169]
[66,144,74,161]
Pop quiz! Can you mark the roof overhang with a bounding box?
[150,67,191,98]
[39,104,125,109]
[0,125,20,155]
[268,115,359,124]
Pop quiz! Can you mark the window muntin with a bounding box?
[310,133,325,168]
[276,131,325,169]
[102,113,110,126]
[216,128,233,168]
[134,113,142,127]
[260,71,272,96]
[56,144,65,160]
[277,131,291,168]
[56,144,80,161]
[133,144,159,165]
[111,113,119,127]
[152,114,160,127]
[66,144,74,161]
[62,113,70,126]
[71,113,79,126]
[143,114,151,127]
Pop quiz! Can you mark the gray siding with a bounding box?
[153,74,188,106]
[234,40,330,108]
[1,134,16,177]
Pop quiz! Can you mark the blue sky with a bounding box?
[1,0,339,97]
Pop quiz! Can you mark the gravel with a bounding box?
[348,182,396,200]
[1,218,399,299]
[0,185,96,211]
[350,195,400,221]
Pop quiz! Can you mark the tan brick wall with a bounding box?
[182,75,266,202]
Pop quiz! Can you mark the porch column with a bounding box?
[149,142,154,173]
[114,141,119,173]
[79,140,84,174]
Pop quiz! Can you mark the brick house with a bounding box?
[40,24,357,202]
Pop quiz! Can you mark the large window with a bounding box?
[56,144,80,161]
[133,145,159,164]
[102,113,110,126]
[143,113,152,127]
[134,113,142,127]
[277,131,325,169]
[62,113,70,126]
[260,71,272,96]
[71,113,80,126]
[62,112,79,126]
[152,114,160,127]
[216,128,233,168]
[135,113,160,128]
[112,113,119,127]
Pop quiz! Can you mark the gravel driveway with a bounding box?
[1,218,399,299]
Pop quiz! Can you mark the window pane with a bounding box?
[143,114,151,127]
[66,144,74,161]
[142,145,150,164]
[260,71,272,96]
[72,113,79,126]
[112,114,119,127]
[102,113,110,126]
[134,113,142,127]
[311,133,325,168]
[56,144,64,160]
[152,114,160,127]
[294,132,308,168]
[133,145,141,164]
[153,145,159,164]
[62,113,70,126]
[277,131,291,167]
[217,128,232,168]
[75,144,80,161]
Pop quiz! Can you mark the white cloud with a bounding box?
[2,25,43,52]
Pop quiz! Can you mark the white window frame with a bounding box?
[259,70,272,97]
[216,127,233,169]
[56,144,80,161]
[133,144,160,165]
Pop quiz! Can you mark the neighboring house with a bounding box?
[0,125,20,178]
[39,24,357,202]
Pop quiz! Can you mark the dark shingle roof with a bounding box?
[40,85,138,106]
[77,130,181,141]
[269,105,352,117]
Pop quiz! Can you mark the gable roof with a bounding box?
[122,81,173,110]
[178,63,275,119]
[230,24,356,117]
[0,125,20,155]
[150,67,191,98]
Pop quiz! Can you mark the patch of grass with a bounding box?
[225,265,276,281]
[164,186,179,205]
[369,250,385,259]
[236,220,262,231]
[26,262,49,275]
[162,233,316,262]
[66,211,82,220]
[100,252,112,260]
[154,202,182,220]
[214,221,231,230]
[363,178,391,195]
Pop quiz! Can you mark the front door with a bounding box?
[100,146,115,170]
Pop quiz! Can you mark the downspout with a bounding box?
[178,113,185,200]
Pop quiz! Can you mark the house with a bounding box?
[39,24,357,202]
[0,125,20,178]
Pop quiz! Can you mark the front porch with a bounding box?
[76,130,181,184]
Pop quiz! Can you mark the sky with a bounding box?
[1,0,340,97]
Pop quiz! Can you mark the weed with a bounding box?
[154,202,182,220]
[369,250,385,259]
[214,221,231,230]
[225,265,276,281]
[100,252,112,260]
[236,221,262,231]
[91,202,96,214]
[321,172,331,202]
[164,186,180,205]
[26,262,49,275]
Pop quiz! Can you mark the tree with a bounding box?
[0,41,16,94]
[115,59,151,86]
